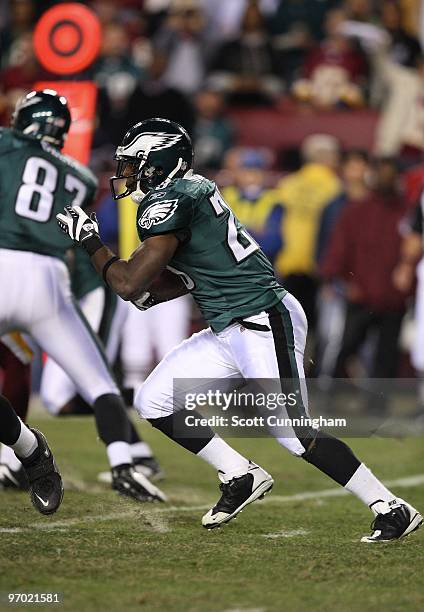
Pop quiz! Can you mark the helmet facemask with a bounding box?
[110,151,187,203]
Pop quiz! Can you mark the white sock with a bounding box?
[107,441,133,468]
[197,436,250,482]
[345,463,398,514]
[10,419,37,458]
[130,442,152,459]
[1,444,22,471]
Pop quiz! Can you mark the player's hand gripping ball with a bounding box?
[56,205,99,245]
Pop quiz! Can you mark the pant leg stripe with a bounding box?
[267,305,310,427]
[98,288,117,346]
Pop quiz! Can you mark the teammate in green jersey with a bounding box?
[0,90,165,503]
[58,118,422,542]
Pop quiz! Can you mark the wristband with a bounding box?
[102,256,120,286]
[82,234,104,257]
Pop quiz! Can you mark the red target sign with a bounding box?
[33,3,101,75]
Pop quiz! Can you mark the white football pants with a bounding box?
[40,287,128,414]
[411,257,424,372]
[135,292,312,456]
[121,295,191,389]
[0,249,119,406]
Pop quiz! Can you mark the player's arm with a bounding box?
[91,234,181,301]
[56,205,186,305]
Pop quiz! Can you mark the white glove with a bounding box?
[56,206,102,255]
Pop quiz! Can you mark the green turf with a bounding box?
[1,413,423,612]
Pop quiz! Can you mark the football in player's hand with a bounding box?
[148,268,186,301]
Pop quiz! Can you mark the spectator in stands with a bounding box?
[126,50,195,137]
[222,147,283,263]
[199,0,279,43]
[193,89,234,171]
[0,32,49,127]
[292,8,368,108]
[154,0,208,95]
[315,149,371,378]
[374,50,424,158]
[275,134,342,326]
[316,149,370,263]
[320,158,410,395]
[344,0,374,24]
[0,0,36,69]
[380,0,422,68]
[208,0,283,105]
[93,22,144,148]
[270,0,337,84]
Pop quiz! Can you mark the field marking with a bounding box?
[263,528,309,539]
[1,473,423,534]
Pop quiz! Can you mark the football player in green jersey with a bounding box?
[58,118,422,542]
[0,90,165,503]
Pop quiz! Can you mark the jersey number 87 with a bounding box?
[15,156,87,223]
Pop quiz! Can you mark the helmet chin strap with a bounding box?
[160,157,184,188]
[130,157,185,203]
[130,189,146,204]
[130,146,151,203]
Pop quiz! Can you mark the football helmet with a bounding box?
[110,118,194,202]
[11,89,71,149]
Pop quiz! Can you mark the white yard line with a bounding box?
[263,528,309,539]
[1,473,423,533]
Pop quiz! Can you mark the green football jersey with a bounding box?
[137,173,286,332]
[0,128,97,260]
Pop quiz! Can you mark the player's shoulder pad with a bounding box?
[40,141,98,189]
[172,172,216,200]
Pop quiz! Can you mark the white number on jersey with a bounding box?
[208,189,259,263]
[15,156,87,223]
[166,264,195,290]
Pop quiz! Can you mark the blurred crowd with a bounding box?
[1,0,423,162]
[1,0,424,408]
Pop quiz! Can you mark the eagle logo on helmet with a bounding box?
[119,132,183,157]
[138,199,179,230]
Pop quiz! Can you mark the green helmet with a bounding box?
[11,89,71,149]
[110,118,194,201]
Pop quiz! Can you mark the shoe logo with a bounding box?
[44,448,50,458]
[34,493,49,507]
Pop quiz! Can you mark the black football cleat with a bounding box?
[19,429,64,515]
[112,464,167,502]
[133,456,165,481]
[202,462,273,529]
[361,500,423,542]
[0,463,29,490]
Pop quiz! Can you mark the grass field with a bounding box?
[1,409,423,612]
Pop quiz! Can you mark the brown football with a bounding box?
[148,268,186,301]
